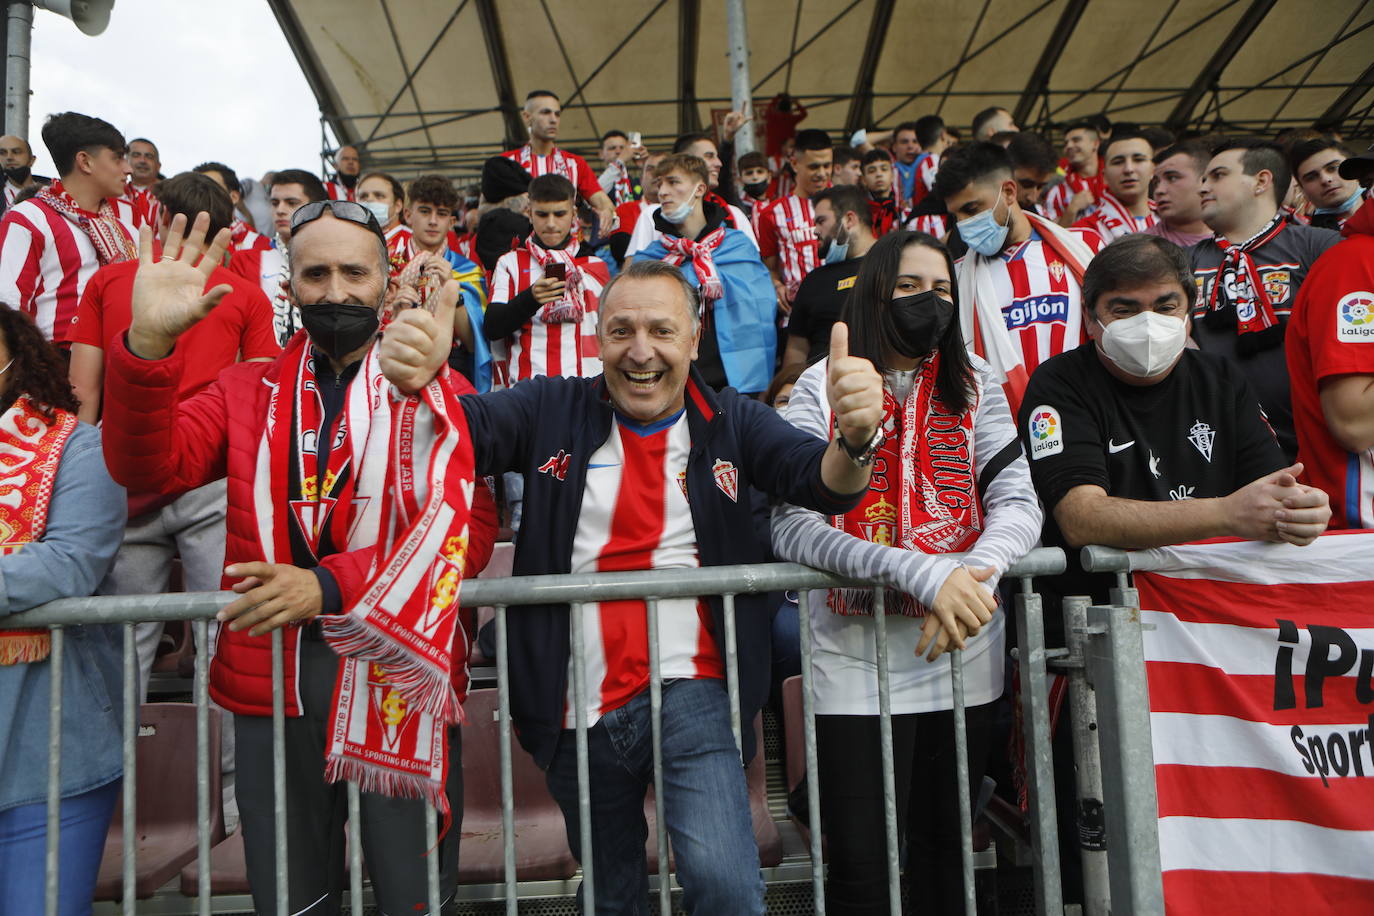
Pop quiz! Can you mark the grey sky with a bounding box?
[25,0,330,182]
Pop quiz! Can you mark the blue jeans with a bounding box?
[0,779,121,915]
[545,678,765,915]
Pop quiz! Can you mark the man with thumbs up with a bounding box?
[99,202,500,914]
[381,257,883,913]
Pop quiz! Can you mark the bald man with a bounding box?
[0,134,46,209]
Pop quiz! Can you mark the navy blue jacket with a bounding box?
[460,369,862,768]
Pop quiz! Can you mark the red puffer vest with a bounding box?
[102,336,496,717]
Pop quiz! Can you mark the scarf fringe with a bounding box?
[320,615,466,724]
[0,632,51,665]
[828,587,926,617]
[324,753,450,817]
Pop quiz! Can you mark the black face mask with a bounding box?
[338,172,359,189]
[300,303,379,361]
[4,165,30,185]
[743,179,769,198]
[885,290,954,359]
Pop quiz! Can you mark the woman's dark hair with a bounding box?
[840,230,974,414]
[762,363,804,408]
[0,306,80,419]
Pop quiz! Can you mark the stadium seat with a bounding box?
[457,687,579,883]
[643,713,782,869]
[95,703,225,899]
[178,828,250,896]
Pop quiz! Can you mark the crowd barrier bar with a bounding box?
[4,550,1102,915]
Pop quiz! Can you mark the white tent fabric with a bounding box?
[267,0,1374,177]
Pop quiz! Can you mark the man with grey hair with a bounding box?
[99,201,500,913]
[503,89,618,232]
[382,257,886,913]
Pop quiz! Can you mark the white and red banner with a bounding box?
[1133,532,1374,914]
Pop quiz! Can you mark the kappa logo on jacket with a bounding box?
[538,450,572,481]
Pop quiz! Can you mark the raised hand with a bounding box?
[128,213,233,359]
[379,277,458,394]
[826,321,883,450]
[721,106,752,142]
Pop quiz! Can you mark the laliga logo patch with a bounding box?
[1028,405,1063,460]
[712,458,739,502]
[1337,291,1374,342]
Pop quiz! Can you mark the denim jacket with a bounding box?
[0,423,127,811]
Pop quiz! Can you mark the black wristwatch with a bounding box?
[834,423,885,467]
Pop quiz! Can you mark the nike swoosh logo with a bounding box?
[1108,440,1135,453]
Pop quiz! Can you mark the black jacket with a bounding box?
[460,369,862,767]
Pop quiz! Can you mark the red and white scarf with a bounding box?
[37,180,136,266]
[0,398,78,665]
[1090,190,1159,238]
[523,236,586,323]
[1206,214,1288,338]
[608,159,635,205]
[251,336,475,817]
[659,226,727,302]
[827,354,983,616]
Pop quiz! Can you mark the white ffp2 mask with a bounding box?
[1097,311,1188,378]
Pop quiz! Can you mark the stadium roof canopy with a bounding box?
[268,0,1374,178]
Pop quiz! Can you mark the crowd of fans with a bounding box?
[0,88,1369,914]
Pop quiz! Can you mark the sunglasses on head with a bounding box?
[290,199,386,243]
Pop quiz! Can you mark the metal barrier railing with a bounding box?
[0,546,1172,916]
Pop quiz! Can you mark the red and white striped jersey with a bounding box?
[911,152,940,208]
[1043,167,1105,222]
[961,228,1103,380]
[905,212,949,238]
[323,178,355,202]
[122,181,162,230]
[489,248,608,388]
[227,244,298,347]
[4,181,26,208]
[565,411,723,726]
[502,145,603,203]
[1072,191,1159,244]
[0,194,137,342]
[757,194,819,298]
[230,218,272,253]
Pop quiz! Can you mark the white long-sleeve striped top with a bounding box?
[772,355,1044,715]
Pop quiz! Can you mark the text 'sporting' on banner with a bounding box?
[1133,532,1374,915]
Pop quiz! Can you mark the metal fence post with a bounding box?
[570,600,596,914]
[1085,603,1163,915]
[797,590,826,914]
[121,623,138,916]
[951,648,975,916]
[1063,596,1110,916]
[45,625,63,916]
[194,618,213,916]
[495,604,517,915]
[271,628,288,916]
[1014,580,1065,916]
[647,598,672,914]
[871,590,901,916]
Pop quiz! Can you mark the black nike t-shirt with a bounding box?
[788,258,862,364]
[1018,342,1285,640]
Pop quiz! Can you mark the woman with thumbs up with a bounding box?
[772,230,1043,915]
